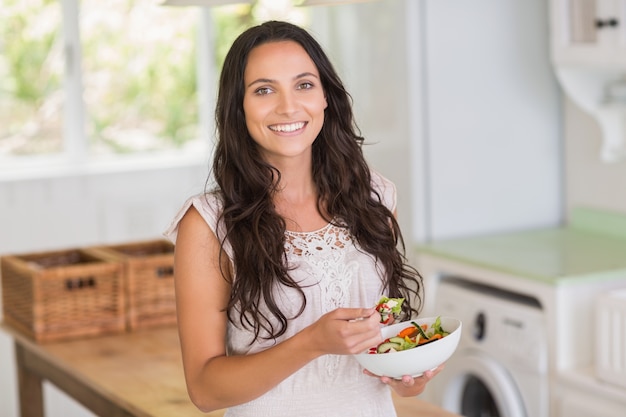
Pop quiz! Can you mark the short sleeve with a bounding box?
[163,193,233,259]
[370,170,397,213]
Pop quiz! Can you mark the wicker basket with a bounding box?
[91,239,176,330]
[1,248,125,343]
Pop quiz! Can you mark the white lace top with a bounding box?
[164,171,398,417]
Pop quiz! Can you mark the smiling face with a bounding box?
[243,40,327,166]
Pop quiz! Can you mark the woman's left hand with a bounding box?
[363,364,445,397]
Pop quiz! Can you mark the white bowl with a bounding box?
[353,316,462,379]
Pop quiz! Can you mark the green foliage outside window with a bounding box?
[0,0,64,155]
[81,0,200,154]
[0,0,306,159]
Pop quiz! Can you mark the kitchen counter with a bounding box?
[2,323,460,417]
[418,207,626,285]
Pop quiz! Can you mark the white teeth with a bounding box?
[269,122,305,132]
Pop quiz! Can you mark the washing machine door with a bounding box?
[436,350,526,417]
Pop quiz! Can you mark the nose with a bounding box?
[276,91,298,115]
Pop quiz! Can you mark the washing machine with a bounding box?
[423,277,550,417]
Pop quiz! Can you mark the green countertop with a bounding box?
[416,208,626,285]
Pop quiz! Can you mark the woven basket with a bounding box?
[91,239,176,330]
[1,248,125,343]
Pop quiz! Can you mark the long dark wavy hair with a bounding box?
[211,20,423,342]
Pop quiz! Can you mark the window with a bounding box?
[1,0,64,157]
[0,0,308,172]
[79,0,201,156]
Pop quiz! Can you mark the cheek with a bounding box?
[316,98,328,120]
[244,119,263,146]
[243,100,264,137]
[243,97,270,124]
[307,95,327,115]
[242,98,253,122]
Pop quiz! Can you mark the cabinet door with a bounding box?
[552,0,626,68]
[558,393,626,417]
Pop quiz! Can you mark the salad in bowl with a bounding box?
[354,314,462,379]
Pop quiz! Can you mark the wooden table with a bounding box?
[3,323,459,417]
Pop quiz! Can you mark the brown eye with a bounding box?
[255,87,272,96]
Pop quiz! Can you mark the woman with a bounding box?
[165,20,439,417]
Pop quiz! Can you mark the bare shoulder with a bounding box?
[177,205,208,237]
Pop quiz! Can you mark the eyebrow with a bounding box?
[246,72,319,88]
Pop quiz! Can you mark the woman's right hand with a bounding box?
[304,308,383,356]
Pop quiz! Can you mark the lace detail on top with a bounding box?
[285,221,358,376]
[285,221,354,312]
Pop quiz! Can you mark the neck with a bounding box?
[270,156,315,202]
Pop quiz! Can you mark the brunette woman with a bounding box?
[165,20,440,417]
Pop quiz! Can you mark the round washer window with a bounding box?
[461,374,501,417]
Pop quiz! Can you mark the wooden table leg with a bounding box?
[15,342,45,417]
[12,338,140,417]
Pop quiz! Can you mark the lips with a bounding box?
[268,122,306,133]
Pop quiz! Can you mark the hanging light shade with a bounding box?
[297,0,378,5]
[161,0,252,6]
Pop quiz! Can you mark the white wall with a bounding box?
[0,164,207,254]
[563,97,626,216]
[419,0,563,240]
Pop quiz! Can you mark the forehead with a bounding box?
[244,40,319,79]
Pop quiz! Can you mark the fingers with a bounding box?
[427,363,446,376]
[393,364,444,386]
[400,375,415,386]
[331,307,376,321]
[379,374,427,395]
[341,317,383,354]
[307,308,382,355]
[362,363,446,397]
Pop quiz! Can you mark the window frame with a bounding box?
[0,1,215,182]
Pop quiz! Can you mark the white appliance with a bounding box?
[425,278,549,417]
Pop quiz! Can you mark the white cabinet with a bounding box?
[551,0,626,68]
[550,0,626,163]
[556,394,626,417]
[554,369,626,417]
